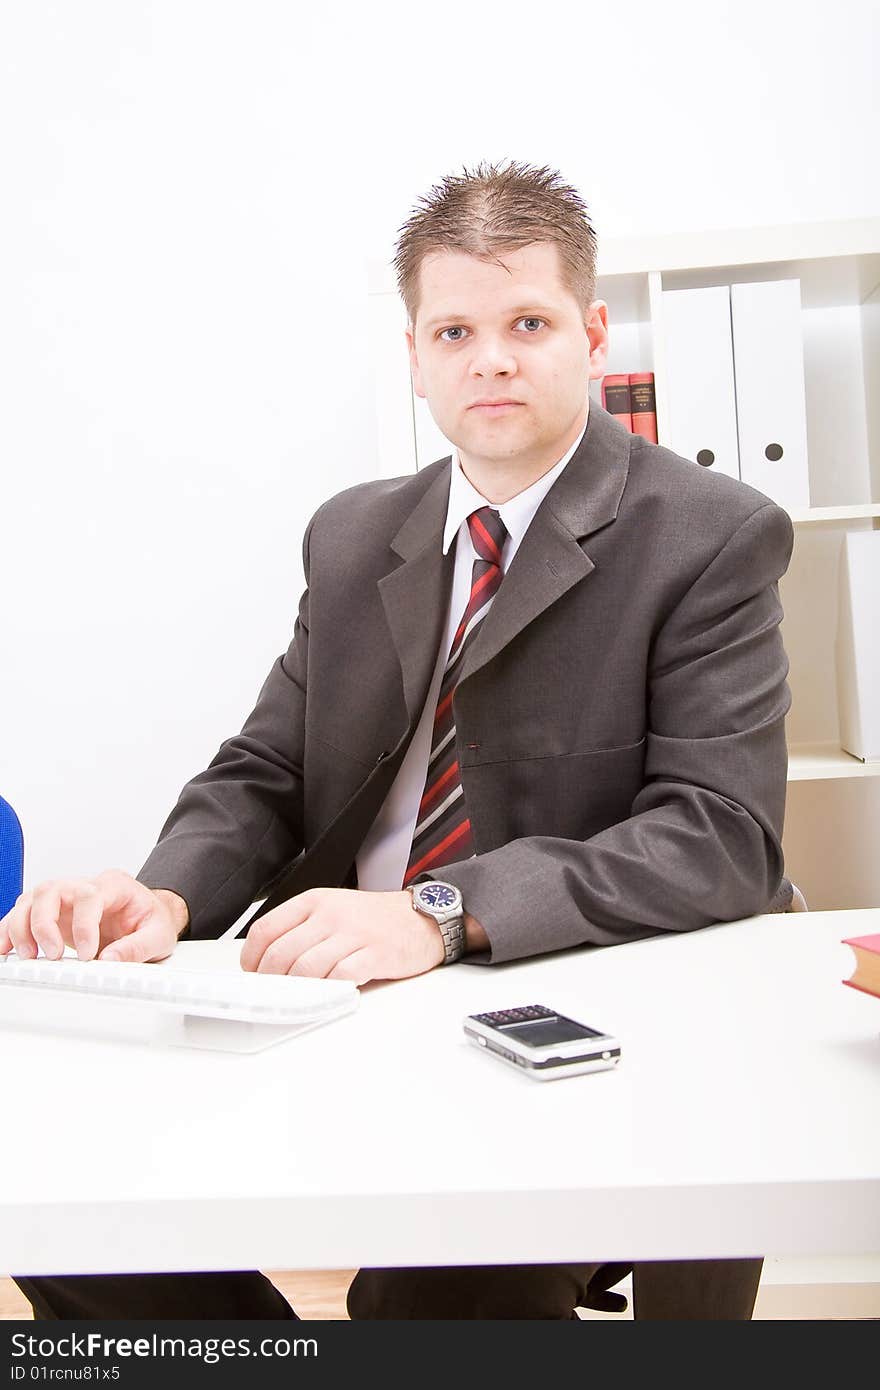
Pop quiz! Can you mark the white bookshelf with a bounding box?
[367,217,880,911]
[789,503,880,523]
[788,743,880,781]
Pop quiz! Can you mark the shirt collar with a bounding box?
[442,410,589,556]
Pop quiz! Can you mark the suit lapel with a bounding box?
[457,404,632,685]
[377,464,456,728]
[377,403,632,712]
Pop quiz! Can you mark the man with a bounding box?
[4,159,795,1319]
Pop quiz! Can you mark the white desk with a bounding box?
[2,909,879,1276]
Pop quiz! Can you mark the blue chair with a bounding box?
[0,795,24,920]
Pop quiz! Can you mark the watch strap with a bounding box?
[436,912,466,965]
[409,881,466,965]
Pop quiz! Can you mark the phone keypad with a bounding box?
[472,1005,556,1025]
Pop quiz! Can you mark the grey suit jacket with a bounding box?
[137,403,796,962]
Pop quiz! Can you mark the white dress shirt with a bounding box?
[355,412,589,892]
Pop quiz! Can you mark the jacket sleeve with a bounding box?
[135,509,321,939]
[428,501,796,965]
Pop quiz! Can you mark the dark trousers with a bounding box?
[14,1258,763,1320]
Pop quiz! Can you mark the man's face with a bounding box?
[406,241,608,472]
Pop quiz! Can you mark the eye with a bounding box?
[437,317,547,343]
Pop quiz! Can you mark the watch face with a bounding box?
[419,882,458,909]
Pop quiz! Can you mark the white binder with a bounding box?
[659,285,740,480]
[835,531,880,762]
[729,278,811,509]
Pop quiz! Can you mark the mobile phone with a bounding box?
[463,1004,621,1081]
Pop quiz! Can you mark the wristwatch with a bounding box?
[408,879,466,965]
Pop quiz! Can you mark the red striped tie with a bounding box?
[403,506,508,888]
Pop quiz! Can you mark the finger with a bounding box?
[0,894,34,957]
[283,935,358,980]
[327,948,375,986]
[250,918,335,975]
[240,890,322,972]
[28,883,70,959]
[70,883,105,961]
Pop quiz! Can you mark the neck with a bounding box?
[457,399,589,504]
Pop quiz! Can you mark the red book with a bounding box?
[629,372,658,443]
[842,933,880,1000]
[602,374,632,430]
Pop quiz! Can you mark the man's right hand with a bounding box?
[0,870,190,963]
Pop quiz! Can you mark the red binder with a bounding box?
[601,374,632,430]
[629,373,658,443]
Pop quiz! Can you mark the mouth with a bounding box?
[469,401,523,414]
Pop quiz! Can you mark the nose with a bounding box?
[467,334,518,378]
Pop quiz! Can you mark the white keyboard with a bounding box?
[0,953,359,1028]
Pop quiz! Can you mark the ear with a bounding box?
[585,300,609,382]
[406,322,427,400]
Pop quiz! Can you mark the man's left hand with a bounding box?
[240,888,445,985]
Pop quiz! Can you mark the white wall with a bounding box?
[1,0,878,894]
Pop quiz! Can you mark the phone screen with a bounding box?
[496,1015,606,1047]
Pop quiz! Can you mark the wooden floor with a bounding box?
[0,1271,356,1320]
[3,1271,878,1320]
